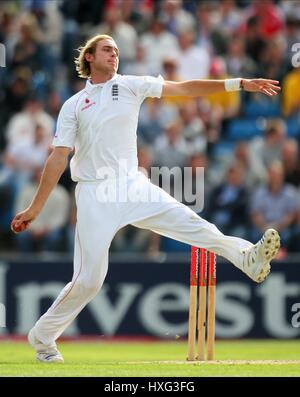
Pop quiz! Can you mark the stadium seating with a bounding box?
[244,98,281,119]
[226,118,266,140]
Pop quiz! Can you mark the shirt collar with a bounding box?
[85,74,119,94]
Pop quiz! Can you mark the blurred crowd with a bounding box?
[1,0,300,257]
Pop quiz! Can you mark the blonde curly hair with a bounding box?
[74,34,114,79]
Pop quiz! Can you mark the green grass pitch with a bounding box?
[0,339,299,377]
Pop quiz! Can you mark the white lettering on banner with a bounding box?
[87,284,142,334]
[15,283,78,336]
[257,274,300,338]
[216,283,254,337]
[138,284,189,337]
[291,303,300,328]
[0,263,8,334]
[2,271,300,338]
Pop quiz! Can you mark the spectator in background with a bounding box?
[140,16,179,75]
[59,0,98,74]
[153,119,188,169]
[281,0,300,20]
[206,161,249,238]
[21,0,64,81]
[5,95,54,147]
[46,91,62,119]
[282,66,300,117]
[10,14,44,75]
[32,0,63,61]
[0,123,50,194]
[216,0,242,37]
[248,118,287,185]
[0,69,31,150]
[245,16,267,64]
[120,0,154,34]
[196,98,223,153]
[177,29,210,80]
[196,2,227,55]
[14,167,70,252]
[90,6,137,71]
[159,0,195,36]
[60,0,105,28]
[179,101,207,155]
[258,34,289,81]
[250,161,298,248]
[138,98,166,144]
[1,69,31,117]
[0,122,50,234]
[234,140,265,189]
[245,0,284,40]
[224,34,257,78]
[122,44,150,76]
[282,139,300,188]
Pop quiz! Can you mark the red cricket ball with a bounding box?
[11,221,28,234]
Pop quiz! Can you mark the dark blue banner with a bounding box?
[0,254,299,338]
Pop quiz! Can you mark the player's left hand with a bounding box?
[242,79,281,96]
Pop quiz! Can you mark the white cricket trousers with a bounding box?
[34,173,253,345]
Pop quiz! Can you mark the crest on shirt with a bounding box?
[112,84,119,100]
[81,101,96,111]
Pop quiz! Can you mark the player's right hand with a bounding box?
[11,208,38,234]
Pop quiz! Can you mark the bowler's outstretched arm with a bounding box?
[162,78,281,97]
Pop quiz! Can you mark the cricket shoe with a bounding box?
[28,328,64,363]
[241,228,280,283]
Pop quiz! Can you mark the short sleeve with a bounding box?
[124,75,164,101]
[52,99,77,149]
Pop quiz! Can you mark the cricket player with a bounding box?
[11,35,281,362]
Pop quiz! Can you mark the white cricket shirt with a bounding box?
[53,74,164,181]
